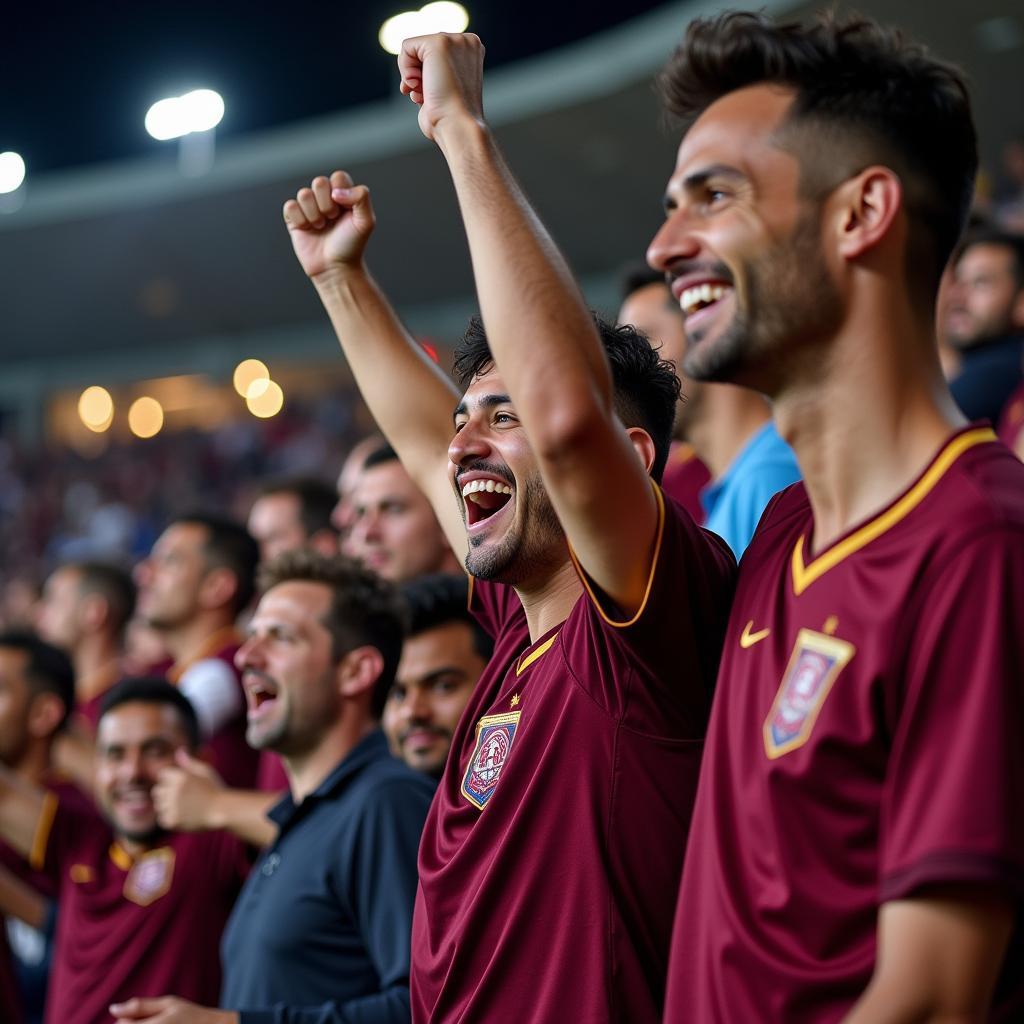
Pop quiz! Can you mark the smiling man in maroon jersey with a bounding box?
[0,677,248,1024]
[282,31,735,1023]
[644,12,1024,1022]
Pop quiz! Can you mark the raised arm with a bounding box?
[284,173,465,563]
[398,34,660,614]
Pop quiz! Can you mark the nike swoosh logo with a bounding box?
[740,621,771,648]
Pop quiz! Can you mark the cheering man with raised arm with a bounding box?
[283,31,735,1024]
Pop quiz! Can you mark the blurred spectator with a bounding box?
[945,229,1024,422]
[994,136,1024,231]
[384,575,492,779]
[331,433,385,540]
[246,476,339,564]
[135,515,260,788]
[0,678,249,1024]
[345,444,461,581]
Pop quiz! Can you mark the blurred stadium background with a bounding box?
[0,0,1020,606]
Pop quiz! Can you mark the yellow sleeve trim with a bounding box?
[568,479,666,629]
[466,574,475,612]
[29,792,58,873]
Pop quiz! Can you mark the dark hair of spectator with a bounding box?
[172,512,259,614]
[620,263,669,302]
[362,443,400,472]
[257,476,340,539]
[0,631,75,732]
[401,574,494,663]
[258,550,406,719]
[955,228,1024,289]
[70,561,136,637]
[452,313,681,482]
[656,10,977,306]
[98,676,200,749]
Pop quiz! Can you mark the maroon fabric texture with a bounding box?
[666,427,1024,1023]
[411,493,735,1023]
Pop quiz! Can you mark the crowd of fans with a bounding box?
[0,9,1022,1024]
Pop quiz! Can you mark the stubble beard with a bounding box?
[683,209,843,389]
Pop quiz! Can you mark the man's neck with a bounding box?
[162,614,237,668]
[687,386,773,481]
[283,717,377,805]
[73,634,122,701]
[15,743,52,787]
[514,559,583,643]
[772,302,965,554]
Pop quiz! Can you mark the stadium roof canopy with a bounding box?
[0,0,1019,406]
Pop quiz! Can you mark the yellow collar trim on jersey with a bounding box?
[791,427,996,596]
[516,632,559,676]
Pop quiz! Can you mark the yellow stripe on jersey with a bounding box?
[791,428,996,596]
[29,791,59,873]
[516,632,559,676]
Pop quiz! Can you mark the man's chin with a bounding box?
[114,822,164,846]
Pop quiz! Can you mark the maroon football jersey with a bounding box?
[0,923,21,1024]
[998,382,1024,450]
[32,791,249,1024]
[168,633,259,789]
[665,426,1024,1023]
[661,440,710,524]
[411,488,735,1022]
[255,751,289,793]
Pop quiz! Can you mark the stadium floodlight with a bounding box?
[379,2,469,55]
[145,89,225,141]
[0,152,26,195]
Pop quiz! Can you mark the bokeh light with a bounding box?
[128,396,164,438]
[145,89,225,141]
[246,379,284,418]
[233,358,270,398]
[0,152,26,195]
[78,386,114,432]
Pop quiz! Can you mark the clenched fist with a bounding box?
[283,170,376,280]
[398,32,485,143]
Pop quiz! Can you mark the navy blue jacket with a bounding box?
[221,730,435,1024]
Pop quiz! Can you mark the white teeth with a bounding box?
[680,283,730,316]
[461,479,513,498]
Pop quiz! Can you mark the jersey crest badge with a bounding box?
[764,628,855,759]
[461,710,521,810]
[123,847,176,907]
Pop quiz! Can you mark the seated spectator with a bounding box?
[345,444,460,581]
[0,677,249,1024]
[134,514,260,788]
[114,551,434,1024]
[945,228,1024,422]
[384,574,492,779]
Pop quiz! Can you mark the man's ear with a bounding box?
[198,567,239,612]
[336,646,385,703]
[27,693,66,741]
[625,427,657,476]
[831,166,903,263]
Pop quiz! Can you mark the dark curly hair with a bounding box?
[258,550,406,717]
[657,10,976,304]
[452,313,681,482]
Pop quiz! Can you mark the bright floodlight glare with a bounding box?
[146,89,225,141]
[379,2,469,54]
[0,152,26,195]
[246,380,285,419]
[128,396,164,439]
[78,386,114,433]
[233,358,270,397]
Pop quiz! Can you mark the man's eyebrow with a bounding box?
[663,164,745,211]
[453,394,513,424]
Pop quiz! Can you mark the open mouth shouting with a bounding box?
[243,670,280,723]
[459,473,515,535]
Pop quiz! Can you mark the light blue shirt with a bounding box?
[701,422,801,558]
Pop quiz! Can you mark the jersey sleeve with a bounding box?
[569,483,737,738]
[29,793,105,886]
[879,527,1024,902]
